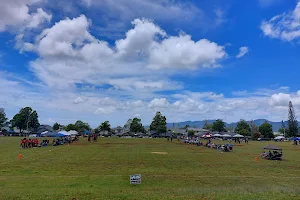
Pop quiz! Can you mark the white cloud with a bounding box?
[81,0,201,25]
[260,2,300,42]
[3,70,300,127]
[148,98,170,109]
[236,46,249,58]
[148,34,226,69]
[214,8,227,26]
[27,8,52,29]
[21,16,226,91]
[94,106,116,115]
[134,114,141,117]
[279,86,289,91]
[73,97,85,104]
[0,0,51,31]
[269,93,291,107]
[173,91,224,100]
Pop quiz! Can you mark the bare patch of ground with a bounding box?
[151,152,168,155]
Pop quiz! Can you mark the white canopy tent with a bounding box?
[58,130,78,136]
[274,136,285,140]
[68,130,78,135]
[213,133,222,137]
[233,134,244,138]
[41,131,48,135]
[222,134,231,137]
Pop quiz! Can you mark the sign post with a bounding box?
[130,174,141,185]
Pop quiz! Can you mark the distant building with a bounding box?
[186,128,210,136]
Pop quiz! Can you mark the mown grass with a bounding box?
[0,137,300,199]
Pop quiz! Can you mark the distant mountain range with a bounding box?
[161,119,288,131]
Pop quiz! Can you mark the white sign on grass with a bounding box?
[130,174,141,184]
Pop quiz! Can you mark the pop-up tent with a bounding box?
[42,132,64,137]
[233,134,244,138]
[213,133,222,137]
[222,134,231,138]
[68,130,78,135]
[262,144,283,160]
[263,144,282,151]
[290,137,300,141]
[274,136,285,140]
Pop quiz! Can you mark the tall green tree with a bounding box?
[259,121,274,138]
[11,107,40,133]
[64,124,77,132]
[250,120,261,140]
[28,111,40,130]
[150,112,167,133]
[288,101,298,137]
[98,121,111,132]
[74,120,90,133]
[130,118,145,133]
[0,108,8,129]
[235,119,251,136]
[53,122,60,131]
[212,119,226,133]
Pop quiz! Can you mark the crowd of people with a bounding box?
[261,150,282,160]
[180,136,234,152]
[205,139,234,152]
[234,138,249,144]
[20,135,79,148]
[20,138,40,148]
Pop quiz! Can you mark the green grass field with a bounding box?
[1,137,300,200]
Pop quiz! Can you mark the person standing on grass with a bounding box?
[93,134,97,142]
[88,134,91,142]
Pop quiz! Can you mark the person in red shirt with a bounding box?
[25,138,29,148]
[20,139,24,148]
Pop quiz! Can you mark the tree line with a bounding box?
[1,101,298,137]
[199,101,299,139]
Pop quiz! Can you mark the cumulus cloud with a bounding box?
[3,70,300,127]
[94,106,116,115]
[236,46,249,58]
[0,0,51,31]
[148,98,170,109]
[260,2,300,42]
[21,16,226,91]
[269,93,291,107]
[73,97,85,104]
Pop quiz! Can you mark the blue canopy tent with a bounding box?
[83,130,91,135]
[290,137,300,141]
[43,132,65,137]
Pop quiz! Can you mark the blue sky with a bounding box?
[0,0,300,127]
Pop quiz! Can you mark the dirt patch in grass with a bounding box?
[151,152,168,155]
